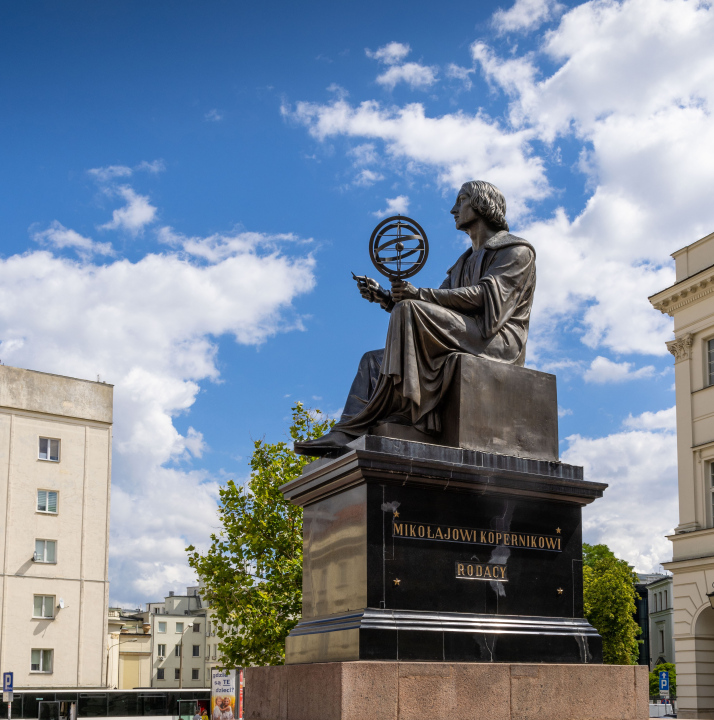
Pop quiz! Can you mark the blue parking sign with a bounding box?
[659,671,669,692]
[2,673,12,692]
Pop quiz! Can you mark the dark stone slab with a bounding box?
[370,355,559,462]
[282,438,606,665]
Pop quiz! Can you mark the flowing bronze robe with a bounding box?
[334,231,536,436]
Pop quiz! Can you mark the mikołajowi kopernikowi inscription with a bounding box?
[392,519,562,583]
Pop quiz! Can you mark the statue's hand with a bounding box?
[391,280,419,303]
[353,274,389,304]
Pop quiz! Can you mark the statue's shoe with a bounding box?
[293,431,354,458]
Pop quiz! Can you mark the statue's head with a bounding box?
[457,180,509,232]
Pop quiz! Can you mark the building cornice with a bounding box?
[650,265,714,316]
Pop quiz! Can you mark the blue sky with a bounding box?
[3,0,708,604]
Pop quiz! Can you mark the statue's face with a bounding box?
[450,187,479,230]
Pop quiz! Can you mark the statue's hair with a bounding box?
[462,180,509,232]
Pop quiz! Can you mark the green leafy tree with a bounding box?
[187,403,333,668]
[582,543,641,665]
[649,662,676,700]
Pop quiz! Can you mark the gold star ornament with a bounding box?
[556,527,561,534]
[393,578,401,586]
[557,588,564,595]
[393,510,400,518]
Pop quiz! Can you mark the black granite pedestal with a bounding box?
[281,435,607,665]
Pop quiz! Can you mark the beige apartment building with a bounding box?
[651,230,714,718]
[0,366,112,688]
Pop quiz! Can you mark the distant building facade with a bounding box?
[648,575,675,668]
[107,587,227,689]
[650,231,714,718]
[0,366,113,688]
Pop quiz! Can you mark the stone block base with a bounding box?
[245,661,648,720]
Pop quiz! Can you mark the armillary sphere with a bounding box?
[369,215,429,281]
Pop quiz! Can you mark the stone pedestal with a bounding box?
[281,432,606,665]
[245,661,649,720]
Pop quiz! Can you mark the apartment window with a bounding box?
[175,645,180,657]
[158,622,167,633]
[34,539,56,564]
[157,644,166,657]
[192,645,200,657]
[174,668,180,680]
[176,622,184,633]
[33,595,55,619]
[193,622,200,633]
[659,629,665,653]
[709,339,714,385]
[207,622,211,634]
[157,669,165,681]
[191,669,199,681]
[38,438,60,462]
[664,590,668,609]
[30,649,53,673]
[37,490,58,514]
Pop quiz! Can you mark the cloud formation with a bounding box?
[2,182,316,604]
[583,356,656,384]
[31,220,114,258]
[374,195,410,217]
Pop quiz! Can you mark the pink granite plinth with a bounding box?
[244,662,648,720]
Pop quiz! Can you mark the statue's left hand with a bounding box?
[391,280,419,303]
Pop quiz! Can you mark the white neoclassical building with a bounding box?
[650,231,714,719]
[0,365,113,688]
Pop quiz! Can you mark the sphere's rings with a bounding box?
[369,215,429,280]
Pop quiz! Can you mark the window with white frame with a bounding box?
[174,668,180,680]
[157,622,166,633]
[30,649,53,673]
[37,490,58,514]
[33,595,55,619]
[191,668,199,680]
[175,622,184,633]
[34,539,56,564]
[157,669,165,680]
[192,645,199,657]
[709,340,714,386]
[175,644,180,657]
[157,644,166,657]
[193,622,200,633]
[38,438,60,462]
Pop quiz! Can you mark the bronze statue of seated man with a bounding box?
[294,180,536,458]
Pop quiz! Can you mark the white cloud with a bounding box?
[354,169,384,186]
[136,159,166,174]
[100,185,158,235]
[88,165,133,182]
[446,64,475,90]
[348,143,380,166]
[563,417,677,572]
[284,99,548,216]
[376,62,438,90]
[89,160,165,183]
[0,223,315,604]
[204,109,223,122]
[583,356,656,383]
[492,0,563,33]
[623,406,676,432]
[365,42,411,65]
[558,406,572,418]
[31,220,114,258]
[374,195,410,217]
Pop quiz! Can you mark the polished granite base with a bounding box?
[281,436,607,665]
[245,661,649,720]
